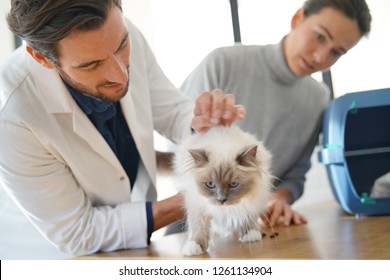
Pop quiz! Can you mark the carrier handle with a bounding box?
[318,144,344,165]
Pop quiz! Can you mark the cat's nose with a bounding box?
[217,198,228,204]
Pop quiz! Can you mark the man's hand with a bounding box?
[192,88,246,133]
[152,193,185,231]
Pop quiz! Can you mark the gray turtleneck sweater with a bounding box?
[180,42,331,202]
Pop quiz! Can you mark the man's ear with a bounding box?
[25,45,56,69]
[291,7,305,29]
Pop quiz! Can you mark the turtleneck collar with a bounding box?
[264,37,300,85]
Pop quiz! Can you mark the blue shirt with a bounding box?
[65,83,154,243]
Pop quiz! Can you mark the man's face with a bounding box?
[55,6,130,102]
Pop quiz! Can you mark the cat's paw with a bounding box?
[182,240,205,256]
[239,229,263,243]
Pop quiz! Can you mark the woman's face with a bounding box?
[284,7,362,77]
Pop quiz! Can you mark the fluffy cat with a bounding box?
[173,125,273,256]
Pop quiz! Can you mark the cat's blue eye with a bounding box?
[229,182,240,188]
[205,182,216,189]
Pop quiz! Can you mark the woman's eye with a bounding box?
[315,32,325,43]
[229,182,240,188]
[205,182,216,189]
[330,49,342,58]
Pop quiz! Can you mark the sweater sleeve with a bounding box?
[273,144,313,203]
[273,116,323,203]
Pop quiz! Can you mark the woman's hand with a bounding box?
[259,188,308,227]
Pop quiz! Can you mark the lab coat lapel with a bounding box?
[29,58,124,172]
[120,89,156,187]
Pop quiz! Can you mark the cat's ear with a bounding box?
[189,149,209,168]
[236,145,258,167]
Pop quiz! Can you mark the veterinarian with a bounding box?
[0,0,245,258]
[181,0,372,226]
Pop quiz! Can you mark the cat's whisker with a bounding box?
[260,209,279,247]
[269,225,279,246]
[177,158,195,176]
[251,214,265,252]
[261,209,273,226]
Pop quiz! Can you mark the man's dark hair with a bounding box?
[303,0,372,36]
[7,0,122,63]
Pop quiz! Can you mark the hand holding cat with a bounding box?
[192,88,246,132]
[151,193,186,231]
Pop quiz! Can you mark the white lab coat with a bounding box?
[0,19,193,258]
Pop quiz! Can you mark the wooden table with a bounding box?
[78,199,390,259]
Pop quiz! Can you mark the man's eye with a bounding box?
[120,39,129,50]
[82,62,99,70]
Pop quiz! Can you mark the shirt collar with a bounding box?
[64,81,115,115]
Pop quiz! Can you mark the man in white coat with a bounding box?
[0,0,245,258]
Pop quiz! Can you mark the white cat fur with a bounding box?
[173,125,272,256]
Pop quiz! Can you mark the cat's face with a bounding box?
[189,145,261,206]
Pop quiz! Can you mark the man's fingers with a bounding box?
[192,89,246,132]
[222,93,235,119]
[210,89,224,124]
[194,91,212,118]
[233,105,246,119]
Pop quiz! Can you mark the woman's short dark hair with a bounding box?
[303,0,372,37]
[7,0,122,63]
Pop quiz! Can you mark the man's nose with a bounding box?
[105,55,128,83]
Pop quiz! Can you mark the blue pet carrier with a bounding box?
[318,88,390,216]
